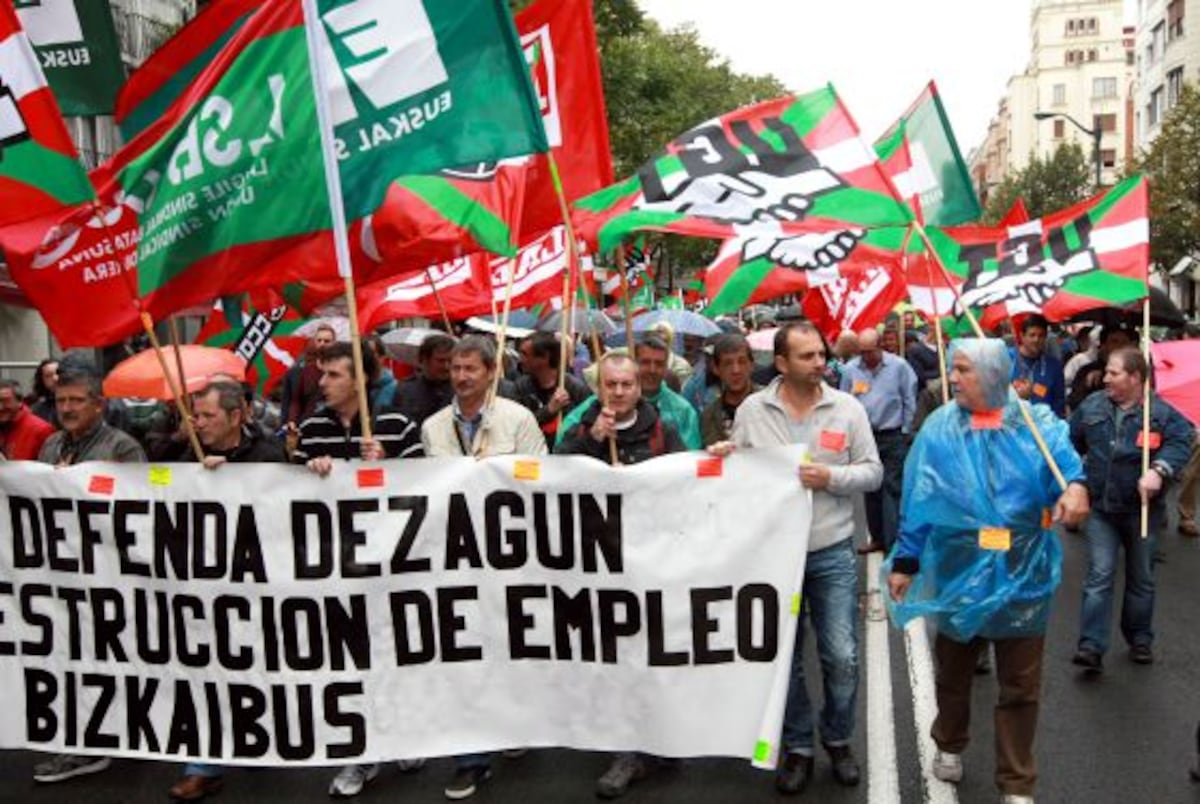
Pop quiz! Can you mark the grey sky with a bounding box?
[637,0,1136,155]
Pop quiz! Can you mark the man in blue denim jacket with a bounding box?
[1068,345,1194,672]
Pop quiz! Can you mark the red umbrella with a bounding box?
[1151,340,1200,426]
[103,345,246,400]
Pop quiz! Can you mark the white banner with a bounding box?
[0,446,810,767]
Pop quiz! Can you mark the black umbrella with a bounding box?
[1064,287,1185,329]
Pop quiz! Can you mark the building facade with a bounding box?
[0,0,194,383]
[970,0,1133,207]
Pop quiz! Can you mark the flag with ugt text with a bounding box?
[907,175,1149,326]
[357,226,582,331]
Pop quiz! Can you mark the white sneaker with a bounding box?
[329,763,379,798]
[396,757,427,772]
[1001,796,1034,804]
[932,750,963,783]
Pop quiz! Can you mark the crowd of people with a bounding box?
[1,305,1197,804]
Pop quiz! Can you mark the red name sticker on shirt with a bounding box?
[970,409,1004,430]
[819,429,847,452]
[696,457,723,478]
[88,475,115,495]
[1033,383,1048,398]
[1136,431,1162,449]
[851,380,870,395]
[357,468,385,488]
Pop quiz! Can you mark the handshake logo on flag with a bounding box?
[0,83,31,153]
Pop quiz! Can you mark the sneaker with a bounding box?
[32,754,112,783]
[1130,644,1154,665]
[1001,796,1034,804]
[1072,649,1103,674]
[596,753,650,799]
[328,763,379,798]
[825,744,860,786]
[396,758,426,773]
[444,765,492,800]
[932,750,963,783]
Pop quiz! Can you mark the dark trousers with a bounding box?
[932,634,1044,797]
[866,431,907,549]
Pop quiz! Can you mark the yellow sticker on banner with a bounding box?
[790,594,802,615]
[979,527,1011,551]
[754,740,771,763]
[513,460,541,481]
[148,466,172,486]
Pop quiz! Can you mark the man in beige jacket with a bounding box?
[420,334,545,799]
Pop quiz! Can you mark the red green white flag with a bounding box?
[194,299,310,396]
[908,175,1150,326]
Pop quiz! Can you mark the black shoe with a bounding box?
[1072,649,1103,674]
[1191,759,1200,783]
[444,766,491,800]
[775,752,814,795]
[825,744,860,787]
[1130,644,1154,665]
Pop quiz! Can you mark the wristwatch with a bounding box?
[1150,461,1172,481]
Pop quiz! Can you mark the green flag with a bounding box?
[318,0,549,222]
[14,0,127,116]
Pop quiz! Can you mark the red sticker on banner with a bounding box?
[971,409,1004,430]
[357,468,385,488]
[1136,431,1161,449]
[88,475,115,495]
[696,457,723,478]
[819,430,847,452]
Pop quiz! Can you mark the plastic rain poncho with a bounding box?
[886,339,1085,642]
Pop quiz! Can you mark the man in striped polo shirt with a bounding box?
[293,341,423,474]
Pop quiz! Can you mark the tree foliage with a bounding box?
[981,142,1093,224]
[1134,83,1200,270]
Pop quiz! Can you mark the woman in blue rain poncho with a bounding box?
[886,338,1089,804]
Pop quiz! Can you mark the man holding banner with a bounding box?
[556,350,685,798]
[712,321,881,794]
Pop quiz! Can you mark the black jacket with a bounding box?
[506,372,592,448]
[391,374,454,427]
[188,424,287,464]
[554,399,684,465]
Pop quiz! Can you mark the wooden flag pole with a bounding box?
[545,150,618,465]
[166,316,193,419]
[301,0,371,440]
[912,223,1067,490]
[140,313,205,461]
[914,228,950,405]
[1140,295,1152,539]
[616,243,637,351]
[424,268,455,332]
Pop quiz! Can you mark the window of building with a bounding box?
[1087,48,1098,62]
[1066,18,1076,36]
[1149,87,1164,127]
[1054,119,1065,138]
[1151,22,1165,63]
[1097,113,1118,133]
[1093,77,1118,98]
[1053,83,1067,105]
[1100,149,1117,168]
[1087,17,1098,33]
[1168,66,1184,107]
[1128,49,1136,67]
[1168,0,1185,41]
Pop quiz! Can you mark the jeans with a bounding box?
[782,539,858,753]
[1078,509,1158,655]
[183,763,222,777]
[866,432,907,549]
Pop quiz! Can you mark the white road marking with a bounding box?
[865,552,900,803]
[904,619,959,804]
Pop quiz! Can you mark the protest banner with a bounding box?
[0,446,810,768]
